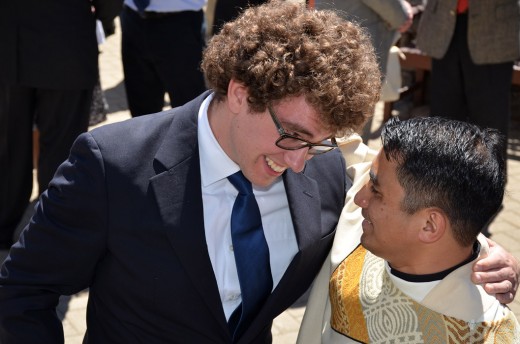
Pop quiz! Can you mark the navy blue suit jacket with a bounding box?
[0,92,348,343]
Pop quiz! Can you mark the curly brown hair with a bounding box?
[201,0,381,136]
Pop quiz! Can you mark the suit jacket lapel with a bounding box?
[283,169,322,250]
[149,92,228,331]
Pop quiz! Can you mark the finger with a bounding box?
[482,280,514,296]
[473,256,509,272]
[472,268,514,284]
[493,291,514,305]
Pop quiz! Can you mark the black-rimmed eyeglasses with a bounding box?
[268,106,337,155]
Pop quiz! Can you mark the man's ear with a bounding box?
[418,208,447,244]
[227,79,248,114]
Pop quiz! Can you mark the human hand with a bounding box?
[472,238,519,304]
[398,1,414,33]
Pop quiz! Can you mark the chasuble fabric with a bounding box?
[329,244,520,343]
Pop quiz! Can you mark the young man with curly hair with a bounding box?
[0,1,517,343]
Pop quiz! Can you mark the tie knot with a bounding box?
[228,171,253,195]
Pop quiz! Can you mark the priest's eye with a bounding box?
[370,184,380,195]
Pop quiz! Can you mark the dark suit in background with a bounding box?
[121,0,207,117]
[0,92,347,343]
[0,0,123,249]
[416,0,520,160]
[212,0,267,35]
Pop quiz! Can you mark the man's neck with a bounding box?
[389,241,480,282]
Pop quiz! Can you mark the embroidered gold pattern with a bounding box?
[329,245,520,343]
[330,244,369,342]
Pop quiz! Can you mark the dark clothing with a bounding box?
[0,1,122,89]
[430,13,513,159]
[0,0,123,248]
[121,6,207,117]
[0,83,92,246]
[212,0,267,35]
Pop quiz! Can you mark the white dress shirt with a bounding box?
[124,0,206,13]
[198,94,299,320]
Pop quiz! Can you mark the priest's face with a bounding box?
[354,151,424,266]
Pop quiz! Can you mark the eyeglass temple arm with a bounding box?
[268,107,286,136]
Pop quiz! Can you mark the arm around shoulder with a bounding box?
[472,235,520,304]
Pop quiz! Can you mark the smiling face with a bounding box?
[353,151,424,265]
[208,80,334,187]
[228,96,332,187]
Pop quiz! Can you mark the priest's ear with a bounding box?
[417,208,448,244]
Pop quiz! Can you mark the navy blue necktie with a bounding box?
[134,0,150,12]
[227,171,273,340]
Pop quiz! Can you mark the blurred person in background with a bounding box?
[120,0,207,117]
[313,0,415,139]
[314,0,414,77]
[212,0,267,35]
[0,0,122,250]
[416,0,520,162]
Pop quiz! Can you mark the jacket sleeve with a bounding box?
[0,133,109,343]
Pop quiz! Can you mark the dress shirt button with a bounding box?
[229,244,234,251]
[224,292,241,301]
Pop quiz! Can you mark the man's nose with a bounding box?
[354,184,369,208]
[284,148,310,173]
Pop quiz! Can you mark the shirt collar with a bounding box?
[198,93,240,187]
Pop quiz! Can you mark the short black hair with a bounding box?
[381,117,506,246]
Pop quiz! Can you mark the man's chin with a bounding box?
[360,235,373,252]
